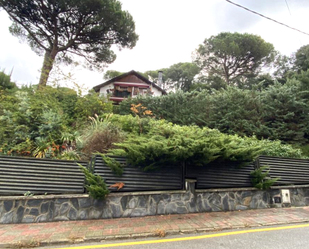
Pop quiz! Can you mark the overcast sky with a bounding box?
[1,0,309,90]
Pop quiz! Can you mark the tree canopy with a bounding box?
[193,32,275,85]
[145,62,200,92]
[295,44,309,72]
[163,62,200,92]
[103,70,123,80]
[0,0,138,88]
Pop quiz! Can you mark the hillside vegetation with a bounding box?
[2,33,309,164]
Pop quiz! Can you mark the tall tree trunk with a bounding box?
[223,64,230,86]
[38,50,57,89]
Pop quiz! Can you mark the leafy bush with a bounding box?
[78,164,109,199]
[297,144,309,157]
[118,81,309,145]
[109,113,152,134]
[107,115,304,171]
[260,81,309,144]
[250,165,280,190]
[79,114,125,158]
[59,148,81,160]
[248,138,305,158]
[0,85,114,159]
[74,90,113,124]
[118,91,210,126]
[97,153,123,176]
[0,70,16,91]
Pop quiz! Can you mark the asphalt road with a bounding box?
[43,223,309,249]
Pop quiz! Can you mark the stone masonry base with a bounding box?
[1,180,309,224]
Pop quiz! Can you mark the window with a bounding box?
[114,86,131,98]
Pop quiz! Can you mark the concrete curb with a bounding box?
[2,219,309,249]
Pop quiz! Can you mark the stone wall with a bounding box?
[1,180,309,224]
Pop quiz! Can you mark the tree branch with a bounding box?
[3,6,49,51]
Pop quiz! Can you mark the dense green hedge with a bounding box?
[118,79,309,145]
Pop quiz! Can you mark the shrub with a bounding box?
[117,82,309,146]
[59,148,81,160]
[0,70,16,91]
[74,90,113,124]
[109,114,152,134]
[249,138,305,158]
[79,114,125,158]
[97,153,123,176]
[106,115,305,171]
[79,164,109,199]
[250,165,280,190]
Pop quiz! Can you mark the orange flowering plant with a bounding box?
[130,104,153,134]
[130,103,153,117]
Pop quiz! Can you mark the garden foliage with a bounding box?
[0,83,112,159]
[0,69,308,167]
[79,114,124,158]
[250,165,280,190]
[78,164,109,199]
[97,152,123,176]
[119,78,309,146]
[106,115,303,171]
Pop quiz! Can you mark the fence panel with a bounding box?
[186,161,254,189]
[0,156,87,195]
[93,156,183,192]
[257,156,309,186]
[3,154,308,195]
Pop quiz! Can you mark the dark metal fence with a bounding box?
[186,161,254,189]
[0,156,87,195]
[93,155,184,192]
[257,156,309,186]
[2,155,309,196]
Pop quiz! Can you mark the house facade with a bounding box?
[93,70,166,103]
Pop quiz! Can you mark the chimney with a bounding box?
[157,71,163,88]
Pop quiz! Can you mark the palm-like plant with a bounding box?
[33,137,51,158]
